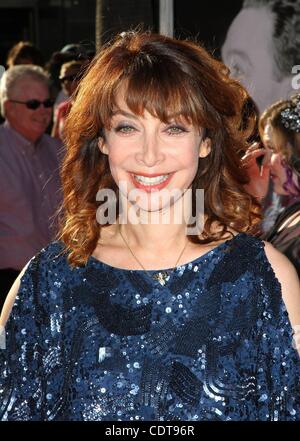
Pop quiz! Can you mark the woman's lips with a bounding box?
[130,173,174,192]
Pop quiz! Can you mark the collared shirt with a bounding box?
[0,122,63,270]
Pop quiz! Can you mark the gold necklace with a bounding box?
[118,226,188,286]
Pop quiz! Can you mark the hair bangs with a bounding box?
[118,55,207,127]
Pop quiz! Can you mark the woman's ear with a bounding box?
[199,137,211,158]
[98,137,108,155]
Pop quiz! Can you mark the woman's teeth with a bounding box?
[134,174,169,185]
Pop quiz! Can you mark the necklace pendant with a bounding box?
[152,271,170,286]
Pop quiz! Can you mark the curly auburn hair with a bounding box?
[60,30,261,266]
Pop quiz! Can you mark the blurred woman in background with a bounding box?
[259,95,300,277]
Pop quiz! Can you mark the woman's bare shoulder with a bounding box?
[263,241,300,328]
[0,262,30,327]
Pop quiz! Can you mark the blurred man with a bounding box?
[52,60,84,140]
[0,65,62,309]
[222,0,300,114]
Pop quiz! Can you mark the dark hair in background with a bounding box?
[243,0,300,78]
[240,97,260,144]
[6,41,44,68]
[60,31,260,266]
[45,43,95,99]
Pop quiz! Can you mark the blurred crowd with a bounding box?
[0,40,95,308]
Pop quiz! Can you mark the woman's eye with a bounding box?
[231,63,245,78]
[166,125,187,135]
[114,125,136,133]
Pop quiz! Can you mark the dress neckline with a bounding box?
[88,232,244,273]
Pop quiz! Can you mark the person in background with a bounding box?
[6,41,44,68]
[46,43,94,113]
[259,95,300,277]
[0,31,299,421]
[239,97,271,205]
[51,60,85,141]
[45,51,76,104]
[239,97,283,234]
[222,0,300,115]
[0,65,62,310]
[222,0,300,232]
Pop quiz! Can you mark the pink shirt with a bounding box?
[0,122,63,270]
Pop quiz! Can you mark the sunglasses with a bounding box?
[9,98,54,110]
[60,74,78,83]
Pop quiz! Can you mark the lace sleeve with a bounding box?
[0,255,45,421]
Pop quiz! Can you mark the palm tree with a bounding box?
[95,0,102,52]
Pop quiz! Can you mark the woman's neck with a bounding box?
[116,190,202,249]
[118,221,189,252]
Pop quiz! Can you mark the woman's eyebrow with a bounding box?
[112,109,139,119]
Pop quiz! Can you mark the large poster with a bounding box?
[221,0,300,114]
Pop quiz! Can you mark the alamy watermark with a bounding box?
[292,65,300,90]
[95,181,205,235]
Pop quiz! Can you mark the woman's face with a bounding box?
[263,123,298,196]
[98,92,210,213]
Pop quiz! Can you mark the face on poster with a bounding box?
[221,2,299,114]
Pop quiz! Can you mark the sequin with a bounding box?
[98,347,110,363]
[1,235,299,421]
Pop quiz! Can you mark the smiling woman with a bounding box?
[97,95,206,215]
[61,31,260,266]
[0,31,299,421]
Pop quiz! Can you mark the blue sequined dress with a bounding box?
[1,233,299,420]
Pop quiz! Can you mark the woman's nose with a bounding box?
[135,134,165,167]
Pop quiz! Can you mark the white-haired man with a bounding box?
[0,65,62,309]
